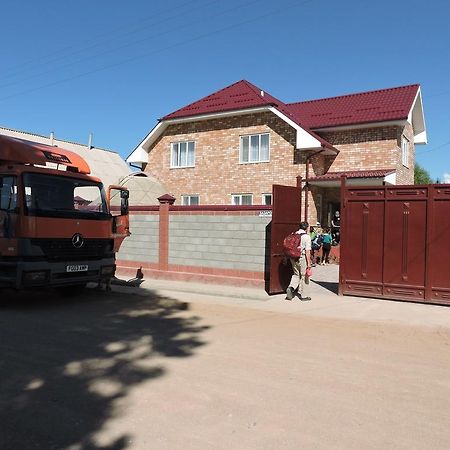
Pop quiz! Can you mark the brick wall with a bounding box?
[145,112,301,205]
[319,123,415,184]
[144,113,415,223]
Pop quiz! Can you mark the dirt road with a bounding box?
[1,286,449,449]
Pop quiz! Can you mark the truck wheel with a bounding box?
[56,284,87,296]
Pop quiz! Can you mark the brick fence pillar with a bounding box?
[157,194,176,271]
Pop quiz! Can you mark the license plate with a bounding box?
[66,264,89,273]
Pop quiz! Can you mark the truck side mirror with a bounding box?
[108,186,129,217]
[120,190,129,216]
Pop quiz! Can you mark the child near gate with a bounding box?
[321,227,332,265]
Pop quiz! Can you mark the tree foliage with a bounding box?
[414,163,433,185]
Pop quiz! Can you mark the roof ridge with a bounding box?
[161,80,256,119]
[288,83,420,106]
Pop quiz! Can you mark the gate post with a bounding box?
[338,175,347,296]
[157,194,176,272]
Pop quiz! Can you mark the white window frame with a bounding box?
[231,194,253,205]
[170,141,195,168]
[262,193,272,205]
[181,195,200,206]
[401,135,409,168]
[239,133,270,164]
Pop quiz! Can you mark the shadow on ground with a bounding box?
[311,279,339,295]
[0,287,209,450]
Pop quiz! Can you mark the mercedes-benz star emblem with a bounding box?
[72,233,84,248]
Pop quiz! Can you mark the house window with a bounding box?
[401,135,409,167]
[262,193,272,205]
[181,195,199,205]
[171,141,195,168]
[240,133,270,163]
[232,194,253,205]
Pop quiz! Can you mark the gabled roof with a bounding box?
[127,80,426,165]
[162,81,421,130]
[286,84,420,129]
[156,80,335,153]
[162,80,283,120]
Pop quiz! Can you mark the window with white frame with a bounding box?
[401,135,409,167]
[240,133,270,163]
[181,195,199,205]
[171,141,195,168]
[262,193,272,205]
[232,194,253,205]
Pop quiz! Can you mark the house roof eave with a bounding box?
[408,86,428,144]
[128,106,337,163]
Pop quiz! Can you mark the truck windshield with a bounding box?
[23,173,109,219]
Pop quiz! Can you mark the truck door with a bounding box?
[108,186,130,252]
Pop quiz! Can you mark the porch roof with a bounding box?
[307,169,396,187]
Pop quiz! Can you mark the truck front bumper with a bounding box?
[0,258,116,289]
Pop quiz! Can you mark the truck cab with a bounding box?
[0,135,129,291]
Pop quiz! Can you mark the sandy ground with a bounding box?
[1,269,449,450]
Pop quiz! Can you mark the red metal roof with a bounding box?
[161,80,335,149]
[309,169,395,181]
[162,81,419,130]
[286,84,419,128]
[162,80,283,120]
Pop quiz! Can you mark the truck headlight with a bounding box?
[23,271,48,282]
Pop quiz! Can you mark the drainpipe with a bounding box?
[304,146,327,222]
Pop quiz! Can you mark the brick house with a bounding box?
[127,80,427,226]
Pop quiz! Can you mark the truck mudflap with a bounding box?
[0,258,116,289]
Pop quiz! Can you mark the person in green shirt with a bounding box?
[321,227,332,265]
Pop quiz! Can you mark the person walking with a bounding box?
[320,227,332,265]
[310,226,317,267]
[285,221,312,301]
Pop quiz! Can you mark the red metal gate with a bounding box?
[267,183,302,294]
[339,181,450,305]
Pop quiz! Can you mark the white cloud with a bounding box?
[444,173,450,183]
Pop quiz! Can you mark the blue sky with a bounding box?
[0,0,449,181]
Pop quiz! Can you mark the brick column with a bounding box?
[157,194,176,271]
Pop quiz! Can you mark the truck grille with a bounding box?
[31,239,113,261]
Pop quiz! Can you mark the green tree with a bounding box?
[414,163,433,184]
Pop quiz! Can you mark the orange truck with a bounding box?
[0,135,130,293]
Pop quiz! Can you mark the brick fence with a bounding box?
[116,195,273,287]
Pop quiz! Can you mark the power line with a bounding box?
[0,0,223,86]
[0,0,314,102]
[0,0,207,80]
[416,140,450,156]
